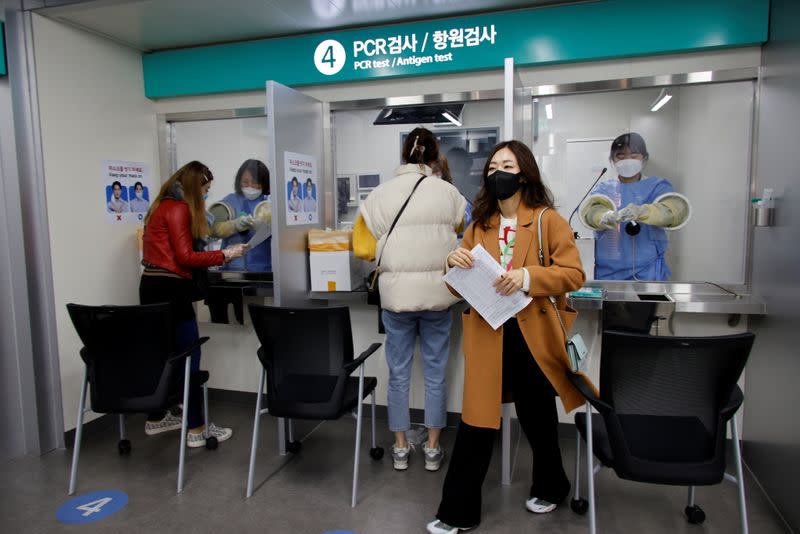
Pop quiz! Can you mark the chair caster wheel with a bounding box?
[205,436,218,450]
[287,441,302,454]
[570,498,588,515]
[118,439,131,455]
[685,505,706,524]
[369,447,384,460]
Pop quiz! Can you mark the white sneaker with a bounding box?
[426,519,473,533]
[525,497,557,514]
[423,443,444,471]
[186,423,233,448]
[392,443,414,470]
[144,412,183,436]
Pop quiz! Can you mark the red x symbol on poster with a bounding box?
[116,214,122,221]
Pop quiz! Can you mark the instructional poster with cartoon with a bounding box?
[284,151,319,226]
[103,160,151,224]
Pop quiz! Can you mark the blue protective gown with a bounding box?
[592,176,673,281]
[219,192,272,272]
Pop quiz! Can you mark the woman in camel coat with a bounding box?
[427,140,593,534]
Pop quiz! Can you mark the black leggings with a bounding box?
[436,319,570,528]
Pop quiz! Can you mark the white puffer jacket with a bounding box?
[360,164,467,313]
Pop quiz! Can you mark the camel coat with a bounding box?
[450,203,598,429]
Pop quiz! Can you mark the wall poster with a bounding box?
[103,160,151,224]
[284,151,319,226]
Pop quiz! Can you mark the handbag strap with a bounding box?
[375,174,427,269]
[536,207,570,340]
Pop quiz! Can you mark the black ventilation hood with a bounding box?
[373,103,464,125]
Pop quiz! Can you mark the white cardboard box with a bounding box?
[309,250,352,291]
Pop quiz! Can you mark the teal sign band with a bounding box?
[143,0,768,99]
[1,22,7,77]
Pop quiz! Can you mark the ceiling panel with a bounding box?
[37,0,576,51]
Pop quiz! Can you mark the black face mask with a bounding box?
[486,170,522,200]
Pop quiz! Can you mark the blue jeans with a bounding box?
[381,308,452,432]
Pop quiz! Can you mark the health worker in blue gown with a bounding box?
[209,159,272,271]
[579,133,691,281]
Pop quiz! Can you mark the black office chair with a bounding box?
[567,331,754,534]
[66,303,213,495]
[245,304,384,507]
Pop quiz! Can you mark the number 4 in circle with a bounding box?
[57,489,128,524]
[322,45,336,68]
[76,497,112,517]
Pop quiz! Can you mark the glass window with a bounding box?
[172,117,272,273]
[533,81,754,283]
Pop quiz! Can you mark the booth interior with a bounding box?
[8,0,798,530]
[156,71,763,434]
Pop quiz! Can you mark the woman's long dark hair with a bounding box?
[472,140,553,229]
[402,127,439,166]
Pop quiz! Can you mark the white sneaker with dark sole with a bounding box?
[186,423,233,448]
[144,412,183,436]
[525,497,557,514]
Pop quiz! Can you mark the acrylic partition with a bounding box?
[533,80,755,285]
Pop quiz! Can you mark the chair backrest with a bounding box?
[599,331,753,478]
[248,304,354,413]
[66,303,178,413]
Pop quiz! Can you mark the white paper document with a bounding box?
[246,222,272,249]
[443,244,532,330]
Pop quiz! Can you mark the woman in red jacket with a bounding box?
[140,161,246,447]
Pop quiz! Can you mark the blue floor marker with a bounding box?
[56,490,128,524]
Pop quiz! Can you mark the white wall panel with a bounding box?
[33,14,158,430]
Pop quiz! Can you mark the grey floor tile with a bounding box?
[0,401,789,534]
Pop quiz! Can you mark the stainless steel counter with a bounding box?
[568,281,766,315]
[309,291,368,302]
[307,282,765,315]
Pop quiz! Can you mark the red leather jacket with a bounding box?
[142,199,224,279]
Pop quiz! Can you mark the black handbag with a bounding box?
[365,269,381,306]
[365,174,427,331]
[190,238,211,302]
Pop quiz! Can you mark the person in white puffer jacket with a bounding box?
[354,127,467,473]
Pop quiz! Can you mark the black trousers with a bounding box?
[436,319,571,528]
[140,274,204,428]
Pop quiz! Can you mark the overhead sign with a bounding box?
[142,0,768,98]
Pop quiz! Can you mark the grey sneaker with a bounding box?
[392,443,414,470]
[423,443,444,471]
[144,412,183,436]
[186,423,233,448]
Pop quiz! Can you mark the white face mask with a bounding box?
[242,187,262,200]
[135,191,144,200]
[614,158,643,178]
